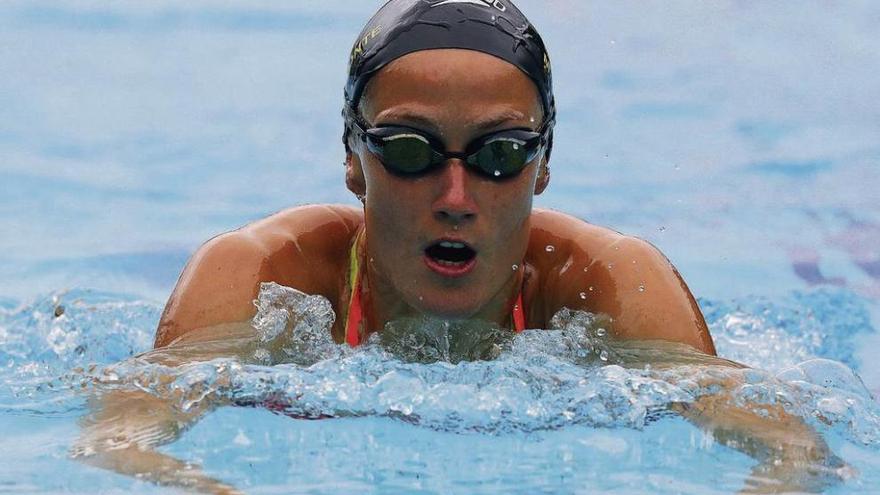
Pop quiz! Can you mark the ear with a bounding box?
[534,158,550,195]
[345,150,367,198]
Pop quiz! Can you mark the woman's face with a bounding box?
[348,48,548,321]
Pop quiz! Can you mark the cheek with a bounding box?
[362,160,422,235]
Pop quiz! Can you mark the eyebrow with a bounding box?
[373,108,530,133]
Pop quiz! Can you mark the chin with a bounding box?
[412,292,483,321]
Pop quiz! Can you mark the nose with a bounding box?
[432,160,478,224]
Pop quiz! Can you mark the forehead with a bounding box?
[361,49,543,122]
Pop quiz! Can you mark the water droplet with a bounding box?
[545,245,556,253]
[599,350,609,361]
[583,267,589,272]
[579,292,587,300]
[494,170,502,177]
[596,327,607,337]
[512,264,519,272]
[513,143,520,150]
[588,286,594,292]
[658,226,667,233]
[638,285,646,292]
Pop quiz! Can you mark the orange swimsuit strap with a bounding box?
[345,230,526,347]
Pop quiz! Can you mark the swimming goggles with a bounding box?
[348,114,553,180]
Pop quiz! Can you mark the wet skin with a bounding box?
[155,50,716,355]
[100,48,851,495]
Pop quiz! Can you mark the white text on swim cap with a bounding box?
[432,0,506,13]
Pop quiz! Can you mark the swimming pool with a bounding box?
[1,1,879,493]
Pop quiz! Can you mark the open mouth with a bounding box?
[426,241,477,264]
[424,240,478,277]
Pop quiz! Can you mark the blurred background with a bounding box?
[1,3,879,492]
[1,0,878,304]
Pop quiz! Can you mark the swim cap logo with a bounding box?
[432,0,506,12]
[350,25,382,65]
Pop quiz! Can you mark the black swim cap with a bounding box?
[344,0,555,155]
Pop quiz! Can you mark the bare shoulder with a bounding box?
[527,209,716,355]
[529,208,626,256]
[155,204,363,348]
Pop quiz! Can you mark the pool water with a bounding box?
[1,1,879,493]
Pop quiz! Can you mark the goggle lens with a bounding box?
[377,133,435,175]
[468,137,530,178]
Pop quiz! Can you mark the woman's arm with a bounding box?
[74,321,272,494]
[73,388,241,495]
[612,338,850,493]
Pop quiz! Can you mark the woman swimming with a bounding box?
[75,1,850,493]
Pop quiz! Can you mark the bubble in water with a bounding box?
[545,245,556,253]
[638,285,646,293]
[596,327,607,337]
[494,170,502,177]
[658,226,667,233]
[512,264,519,272]
[583,267,589,272]
[599,350,609,361]
[607,263,614,270]
[579,292,587,300]
[513,143,520,151]
[589,286,595,292]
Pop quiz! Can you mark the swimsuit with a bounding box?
[344,230,526,347]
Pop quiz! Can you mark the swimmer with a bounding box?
[75,2,849,493]
[153,0,716,356]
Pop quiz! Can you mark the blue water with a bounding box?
[1,1,879,493]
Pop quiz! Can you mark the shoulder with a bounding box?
[529,208,656,272]
[527,208,664,292]
[191,204,362,286]
[526,209,715,354]
[155,204,363,348]
[529,208,628,257]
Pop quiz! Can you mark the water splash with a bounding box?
[2,286,878,447]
